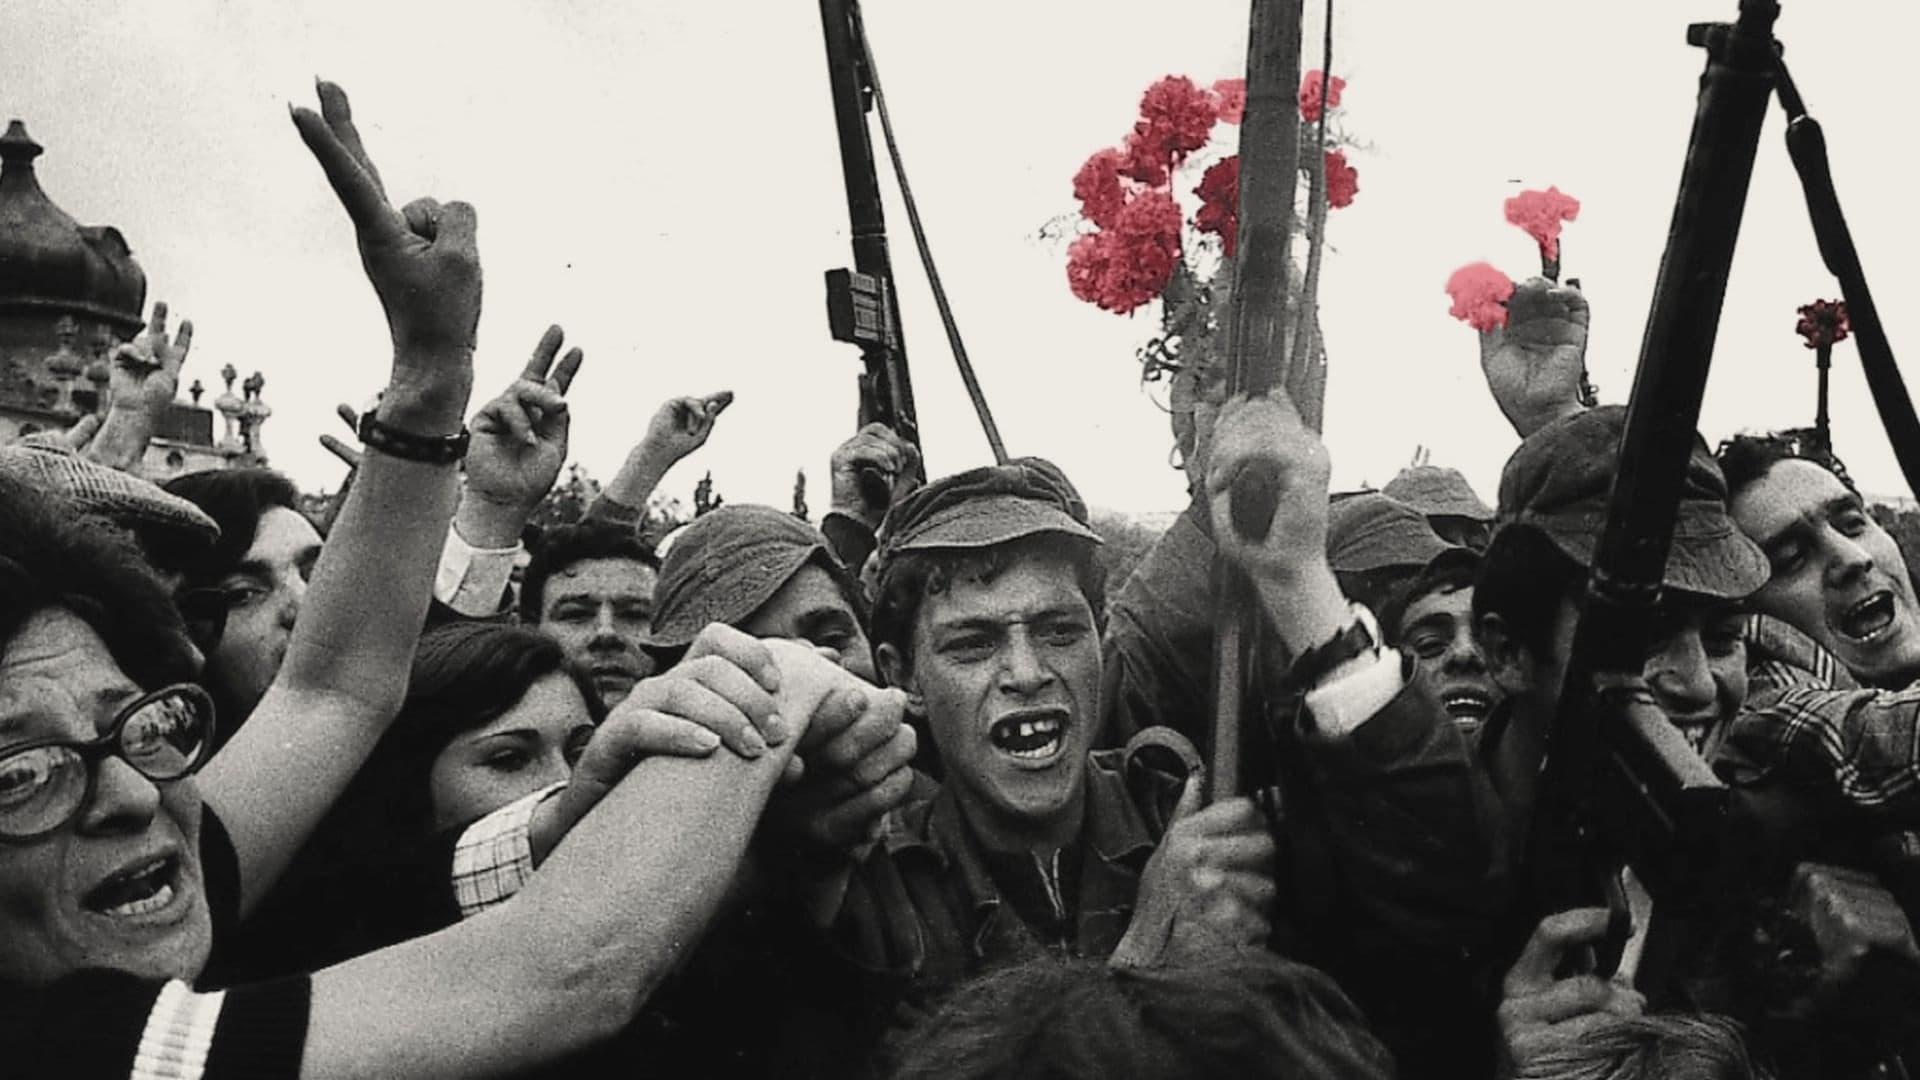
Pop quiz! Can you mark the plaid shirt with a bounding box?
[451,782,566,918]
[1743,613,1859,708]
[1719,678,1920,818]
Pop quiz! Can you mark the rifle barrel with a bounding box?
[1208,0,1305,801]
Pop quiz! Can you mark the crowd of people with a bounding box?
[4,80,1920,1079]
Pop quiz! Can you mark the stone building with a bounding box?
[0,119,265,479]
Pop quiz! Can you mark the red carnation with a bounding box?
[1446,262,1516,332]
[1118,129,1170,186]
[1067,190,1184,315]
[1194,156,1240,256]
[1212,78,1247,124]
[1504,186,1581,261]
[1300,70,1346,123]
[1074,148,1128,230]
[1119,76,1218,185]
[1795,299,1851,349]
[1325,149,1359,209]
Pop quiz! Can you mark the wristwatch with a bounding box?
[1282,613,1377,696]
[358,408,471,465]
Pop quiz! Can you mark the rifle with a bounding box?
[1522,0,1781,995]
[819,0,924,506]
[819,0,1009,505]
[1206,0,1304,802]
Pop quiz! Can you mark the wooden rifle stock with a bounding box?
[1524,0,1778,991]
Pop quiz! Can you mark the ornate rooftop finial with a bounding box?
[0,121,45,172]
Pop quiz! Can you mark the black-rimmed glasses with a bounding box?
[0,684,216,841]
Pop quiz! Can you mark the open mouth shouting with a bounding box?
[1833,590,1900,646]
[1439,686,1496,724]
[83,853,185,923]
[989,707,1070,767]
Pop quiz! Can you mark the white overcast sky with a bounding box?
[7,1,1917,513]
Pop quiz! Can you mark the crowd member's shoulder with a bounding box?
[3,969,312,1080]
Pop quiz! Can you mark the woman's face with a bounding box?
[0,609,211,985]
[426,672,593,831]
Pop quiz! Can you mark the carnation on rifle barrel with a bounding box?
[1325,150,1359,209]
[1446,262,1516,332]
[1503,186,1581,260]
[1121,76,1219,186]
[1073,149,1128,230]
[1300,70,1346,123]
[1211,78,1247,124]
[1066,190,1184,315]
[1795,298,1851,349]
[1194,156,1240,256]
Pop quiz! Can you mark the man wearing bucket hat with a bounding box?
[1475,406,1920,1077]
[646,504,877,680]
[1475,404,1769,772]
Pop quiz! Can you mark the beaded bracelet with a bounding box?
[357,409,471,465]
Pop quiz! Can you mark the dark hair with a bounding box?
[322,622,605,845]
[889,954,1394,1080]
[870,533,1106,664]
[1716,430,1857,503]
[162,467,304,587]
[1472,524,1585,662]
[1381,550,1482,646]
[0,475,199,694]
[238,622,606,977]
[520,520,661,623]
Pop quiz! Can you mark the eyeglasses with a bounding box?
[0,684,216,842]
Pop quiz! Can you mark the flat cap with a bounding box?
[876,457,1100,568]
[0,440,219,551]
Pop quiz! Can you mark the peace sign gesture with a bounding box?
[109,301,192,417]
[462,325,586,532]
[61,300,196,472]
[290,81,480,412]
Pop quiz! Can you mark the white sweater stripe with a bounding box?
[132,980,225,1080]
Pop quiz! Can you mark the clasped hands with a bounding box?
[538,625,917,859]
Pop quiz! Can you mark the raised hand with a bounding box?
[1205,392,1330,584]
[830,422,923,530]
[597,390,734,513]
[453,326,583,547]
[290,80,478,420]
[1205,394,1357,658]
[1479,277,1591,439]
[318,402,364,475]
[69,301,193,471]
[642,390,734,464]
[112,302,191,415]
